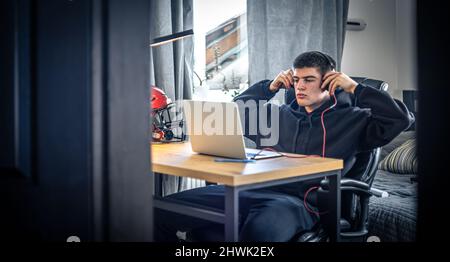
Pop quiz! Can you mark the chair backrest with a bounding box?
[346,147,381,186]
[339,78,387,227]
[341,147,381,226]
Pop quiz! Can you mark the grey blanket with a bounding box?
[368,170,417,242]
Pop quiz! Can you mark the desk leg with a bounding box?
[225,186,239,242]
[327,171,341,242]
[154,173,162,197]
[152,173,162,241]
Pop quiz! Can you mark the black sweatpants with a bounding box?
[155,184,319,242]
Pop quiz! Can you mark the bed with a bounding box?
[367,130,418,242]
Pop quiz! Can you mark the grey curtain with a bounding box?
[150,0,204,196]
[247,0,349,101]
[150,0,193,101]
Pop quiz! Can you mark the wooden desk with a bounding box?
[152,142,343,242]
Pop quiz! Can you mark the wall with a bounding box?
[396,0,417,95]
[341,0,416,100]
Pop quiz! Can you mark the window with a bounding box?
[192,0,248,101]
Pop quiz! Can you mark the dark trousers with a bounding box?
[155,184,319,242]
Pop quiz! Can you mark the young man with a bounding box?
[156,51,413,242]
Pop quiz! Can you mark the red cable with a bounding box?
[304,186,329,216]
[303,93,338,215]
[304,93,338,215]
[256,94,338,216]
[254,148,328,215]
[256,94,337,159]
[320,94,338,157]
[257,147,320,158]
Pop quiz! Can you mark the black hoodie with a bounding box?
[233,80,414,196]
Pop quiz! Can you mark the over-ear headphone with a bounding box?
[311,51,336,92]
[312,51,336,71]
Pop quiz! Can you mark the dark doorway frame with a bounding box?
[1,0,153,241]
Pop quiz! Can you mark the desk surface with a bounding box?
[151,142,343,186]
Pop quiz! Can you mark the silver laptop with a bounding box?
[182,100,282,160]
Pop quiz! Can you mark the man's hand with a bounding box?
[269,69,294,93]
[321,71,358,96]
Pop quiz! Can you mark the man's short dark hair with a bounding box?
[293,51,336,75]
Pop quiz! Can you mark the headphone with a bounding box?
[311,51,336,92]
[312,50,336,69]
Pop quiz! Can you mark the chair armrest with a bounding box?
[320,178,388,198]
[341,179,370,190]
[320,178,370,190]
[320,178,372,197]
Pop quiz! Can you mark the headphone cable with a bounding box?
[320,93,338,157]
[252,91,338,216]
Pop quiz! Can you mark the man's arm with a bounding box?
[354,84,415,151]
[232,80,278,148]
[235,69,294,102]
[321,71,414,151]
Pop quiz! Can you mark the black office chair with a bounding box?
[286,77,388,242]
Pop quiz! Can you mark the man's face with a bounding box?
[293,67,329,108]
